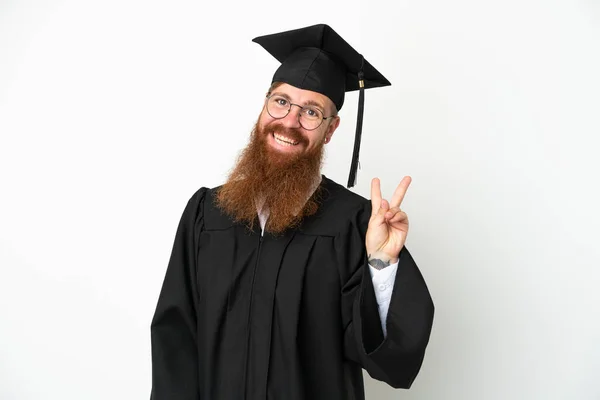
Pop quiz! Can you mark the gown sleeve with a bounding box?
[150,188,207,400]
[338,201,435,389]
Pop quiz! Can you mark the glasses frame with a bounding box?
[265,94,337,131]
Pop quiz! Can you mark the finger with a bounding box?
[370,199,390,226]
[390,176,412,209]
[371,177,382,216]
[380,199,390,210]
[383,205,400,220]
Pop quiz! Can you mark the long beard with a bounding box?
[215,119,325,235]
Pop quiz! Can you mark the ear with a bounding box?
[324,116,340,143]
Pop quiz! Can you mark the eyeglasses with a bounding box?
[265,94,336,131]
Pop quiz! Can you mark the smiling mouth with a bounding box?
[273,132,299,146]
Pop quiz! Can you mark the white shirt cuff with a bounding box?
[369,260,399,337]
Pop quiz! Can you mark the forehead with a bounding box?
[272,83,335,110]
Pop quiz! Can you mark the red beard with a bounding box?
[215,119,325,235]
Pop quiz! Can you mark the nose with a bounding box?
[279,104,302,129]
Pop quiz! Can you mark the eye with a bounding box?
[303,107,321,119]
[273,97,288,107]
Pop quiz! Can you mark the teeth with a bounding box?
[274,133,299,146]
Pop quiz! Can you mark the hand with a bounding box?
[365,176,411,267]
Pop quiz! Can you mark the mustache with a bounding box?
[263,122,308,145]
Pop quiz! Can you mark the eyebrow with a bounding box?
[271,92,326,112]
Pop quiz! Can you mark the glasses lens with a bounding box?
[299,107,323,130]
[267,96,290,119]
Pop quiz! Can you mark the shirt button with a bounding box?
[378,284,386,291]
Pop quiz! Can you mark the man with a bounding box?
[150,24,434,399]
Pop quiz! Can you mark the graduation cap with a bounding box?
[252,24,391,188]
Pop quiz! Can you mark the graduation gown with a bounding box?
[150,175,434,400]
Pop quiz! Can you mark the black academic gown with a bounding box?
[150,176,434,400]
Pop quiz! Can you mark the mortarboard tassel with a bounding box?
[347,60,365,188]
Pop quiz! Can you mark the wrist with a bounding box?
[367,251,399,270]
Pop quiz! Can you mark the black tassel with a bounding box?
[347,65,365,188]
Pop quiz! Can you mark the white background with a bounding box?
[1,0,599,399]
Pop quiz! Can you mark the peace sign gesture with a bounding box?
[365,176,411,267]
